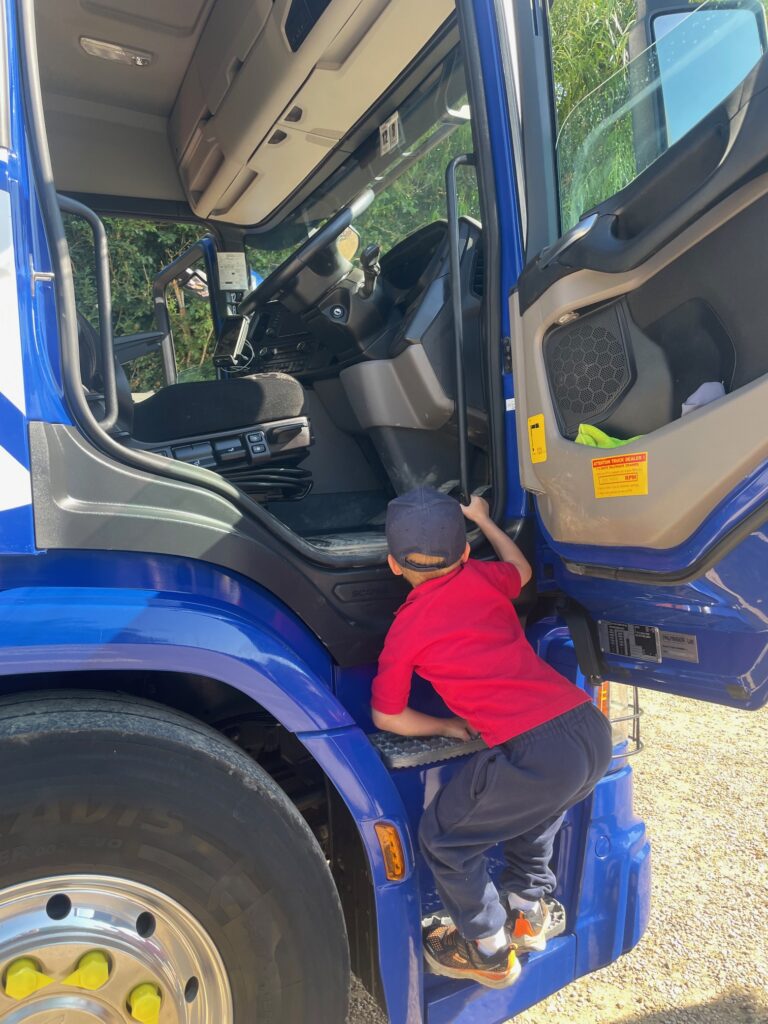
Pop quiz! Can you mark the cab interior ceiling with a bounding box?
[36,0,455,225]
[37,0,497,557]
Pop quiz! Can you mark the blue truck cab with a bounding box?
[0,0,767,1021]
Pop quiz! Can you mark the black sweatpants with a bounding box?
[418,701,613,940]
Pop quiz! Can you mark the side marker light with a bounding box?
[375,822,407,881]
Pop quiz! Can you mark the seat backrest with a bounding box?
[76,311,134,432]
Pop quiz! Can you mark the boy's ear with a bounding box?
[387,554,404,576]
[461,542,471,563]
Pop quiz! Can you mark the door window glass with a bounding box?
[549,0,767,232]
[64,215,208,391]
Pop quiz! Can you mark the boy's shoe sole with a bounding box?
[423,921,522,989]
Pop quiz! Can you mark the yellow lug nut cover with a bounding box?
[63,950,111,990]
[4,957,54,1000]
[128,982,162,1024]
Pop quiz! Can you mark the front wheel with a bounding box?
[0,692,350,1023]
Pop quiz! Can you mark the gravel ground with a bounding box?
[348,690,768,1023]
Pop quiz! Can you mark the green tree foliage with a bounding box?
[550,0,637,229]
[65,215,214,390]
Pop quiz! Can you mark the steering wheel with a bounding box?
[238,188,375,317]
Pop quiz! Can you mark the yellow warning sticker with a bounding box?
[528,414,547,464]
[592,451,648,498]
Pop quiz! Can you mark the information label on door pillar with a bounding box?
[592,451,648,498]
[528,414,547,464]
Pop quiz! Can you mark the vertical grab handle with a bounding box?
[445,154,475,506]
[57,194,119,432]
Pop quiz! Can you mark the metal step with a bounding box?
[369,731,486,769]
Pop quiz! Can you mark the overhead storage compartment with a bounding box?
[170,0,454,223]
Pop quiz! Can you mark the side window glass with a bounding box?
[167,258,217,383]
[549,0,767,233]
[63,215,212,392]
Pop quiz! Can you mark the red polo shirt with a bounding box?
[371,559,589,747]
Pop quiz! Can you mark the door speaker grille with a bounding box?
[543,303,633,437]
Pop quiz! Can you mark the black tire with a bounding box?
[0,692,350,1023]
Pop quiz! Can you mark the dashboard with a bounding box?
[237,219,481,381]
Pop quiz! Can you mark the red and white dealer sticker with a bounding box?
[591,451,648,499]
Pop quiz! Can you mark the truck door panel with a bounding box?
[510,27,768,708]
[512,171,768,552]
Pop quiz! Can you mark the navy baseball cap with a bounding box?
[385,487,467,571]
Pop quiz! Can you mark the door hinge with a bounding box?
[502,336,513,373]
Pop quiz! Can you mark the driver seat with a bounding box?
[77,313,312,495]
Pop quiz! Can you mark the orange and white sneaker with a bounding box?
[506,898,566,953]
[423,921,521,989]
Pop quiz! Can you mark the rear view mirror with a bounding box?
[629,0,767,167]
[654,2,765,143]
[181,267,210,300]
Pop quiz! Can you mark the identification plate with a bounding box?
[592,451,648,498]
[599,620,661,662]
[660,630,700,663]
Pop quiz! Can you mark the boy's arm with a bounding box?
[372,706,477,741]
[371,629,476,741]
[461,495,532,586]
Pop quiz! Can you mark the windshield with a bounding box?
[246,47,480,277]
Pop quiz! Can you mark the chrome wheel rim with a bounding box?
[0,875,233,1023]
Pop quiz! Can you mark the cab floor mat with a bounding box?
[266,490,389,534]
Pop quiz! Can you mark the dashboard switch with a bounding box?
[213,437,245,463]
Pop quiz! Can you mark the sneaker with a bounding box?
[506,898,566,953]
[422,920,521,989]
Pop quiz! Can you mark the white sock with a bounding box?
[475,925,508,956]
[507,892,538,913]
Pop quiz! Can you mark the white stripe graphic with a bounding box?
[0,186,26,415]
[0,443,31,511]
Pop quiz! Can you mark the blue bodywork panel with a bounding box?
[0,548,650,1024]
[335,632,650,1024]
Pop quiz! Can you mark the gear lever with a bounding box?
[360,243,381,299]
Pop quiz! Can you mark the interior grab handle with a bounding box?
[57,194,119,432]
[445,153,476,507]
[540,212,599,268]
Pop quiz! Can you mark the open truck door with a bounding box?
[507,0,768,709]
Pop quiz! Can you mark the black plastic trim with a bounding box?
[446,153,476,505]
[457,0,510,528]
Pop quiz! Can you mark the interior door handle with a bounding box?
[540,212,599,268]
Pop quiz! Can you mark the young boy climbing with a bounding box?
[371,486,613,988]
